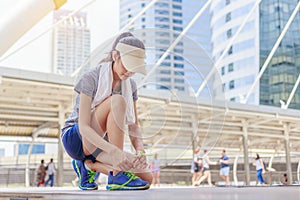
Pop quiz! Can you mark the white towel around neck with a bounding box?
[91,62,136,125]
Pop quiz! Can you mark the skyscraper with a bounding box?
[259,0,300,109]
[211,0,300,109]
[210,0,259,104]
[120,0,212,96]
[52,9,91,76]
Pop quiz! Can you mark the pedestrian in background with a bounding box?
[252,153,265,185]
[219,149,230,186]
[151,153,160,187]
[36,159,47,187]
[45,158,56,187]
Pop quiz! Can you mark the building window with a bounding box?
[227,29,232,38]
[222,83,226,92]
[174,63,184,68]
[228,63,234,72]
[160,78,171,82]
[221,66,225,75]
[173,12,182,17]
[175,78,184,83]
[173,19,183,24]
[175,71,184,75]
[230,97,235,102]
[174,55,183,61]
[173,26,183,31]
[162,62,171,67]
[172,5,182,10]
[226,0,230,5]
[228,46,233,55]
[225,12,231,22]
[175,86,185,91]
[174,48,183,53]
[160,70,171,74]
[229,80,235,89]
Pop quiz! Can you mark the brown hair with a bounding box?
[100,32,133,63]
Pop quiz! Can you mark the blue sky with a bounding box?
[0,0,119,73]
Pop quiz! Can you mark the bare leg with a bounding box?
[225,176,229,186]
[81,95,152,184]
[220,175,226,181]
[82,95,126,172]
[197,171,208,185]
[192,172,198,186]
[152,172,160,186]
[207,171,212,186]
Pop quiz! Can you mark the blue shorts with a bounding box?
[62,124,107,162]
[220,166,230,176]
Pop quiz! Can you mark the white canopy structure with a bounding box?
[1,66,300,185]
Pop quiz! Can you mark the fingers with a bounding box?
[111,150,149,172]
[116,152,134,171]
[118,159,133,171]
[133,154,148,170]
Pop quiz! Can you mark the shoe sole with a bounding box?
[106,184,150,191]
[72,160,98,190]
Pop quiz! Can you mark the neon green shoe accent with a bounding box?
[88,170,97,183]
[106,171,149,191]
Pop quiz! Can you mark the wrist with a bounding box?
[136,149,145,155]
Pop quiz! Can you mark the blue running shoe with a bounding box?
[106,171,150,190]
[72,160,98,190]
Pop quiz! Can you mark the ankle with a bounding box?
[112,170,120,176]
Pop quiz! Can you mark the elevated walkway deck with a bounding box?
[0,186,299,200]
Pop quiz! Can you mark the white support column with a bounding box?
[268,155,274,170]
[242,121,250,186]
[191,114,198,153]
[297,160,300,183]
[25,136,36,187]
[57,105,65,187]
[284,123,293,184]
[25,122,53,187]
[233,155,239,186]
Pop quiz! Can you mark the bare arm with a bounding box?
[79,93,134,171]
[260,159,265,171]
[128,101,148,170]
[78,93,117,154]
[220,158,229,165]
[128,101,144,153]
[206,156,217,165]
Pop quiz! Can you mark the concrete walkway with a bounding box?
[1,185,300,200]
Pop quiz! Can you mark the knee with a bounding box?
[110,94,127,111]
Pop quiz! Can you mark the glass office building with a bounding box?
[211,0,300,109]
[259,0,300,109]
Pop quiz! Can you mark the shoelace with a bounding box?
[107,152,153,190]
[87,170,97,183]
[123,171,139,180]
[108,171,140,190]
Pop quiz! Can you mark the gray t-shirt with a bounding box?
[61,62,138,137]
